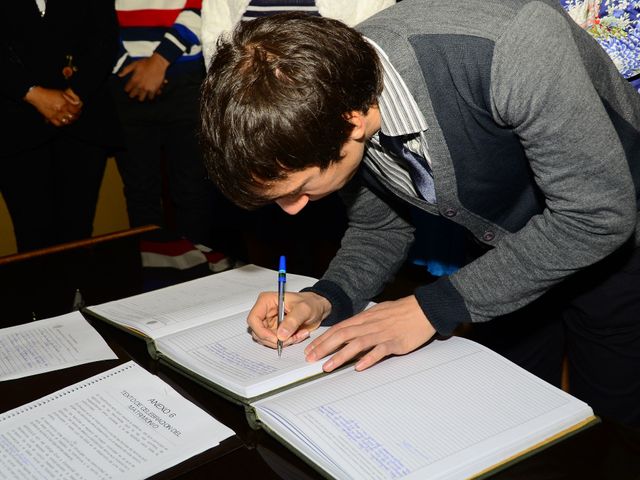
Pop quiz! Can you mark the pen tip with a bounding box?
[279,255,286,272]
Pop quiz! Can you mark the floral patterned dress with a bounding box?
[560,0,640,92]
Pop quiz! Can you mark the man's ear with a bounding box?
[344,111,367,141]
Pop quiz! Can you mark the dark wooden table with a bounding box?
[1,229,636,479]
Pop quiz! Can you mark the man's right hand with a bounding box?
[247,291,331,348]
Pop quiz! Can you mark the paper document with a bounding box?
[0,312,117,381]
[0,361,235,480]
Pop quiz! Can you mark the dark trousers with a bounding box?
[0,137,106,252]
[110,70,216,246]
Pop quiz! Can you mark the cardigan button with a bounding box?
[444,208,457,218]
[482,231,495,242]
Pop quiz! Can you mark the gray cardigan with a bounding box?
[305,0,640,335]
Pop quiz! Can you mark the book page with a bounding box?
[0,312,117,381]
[85,265,317,339]
[155,311,327,399]
[0,361,234,480]
[253,337,594,480]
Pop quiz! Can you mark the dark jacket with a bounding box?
[0,0,122,156]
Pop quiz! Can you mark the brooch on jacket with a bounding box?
[62,55,78,80]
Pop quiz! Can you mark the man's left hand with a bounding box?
[304,295,436,372]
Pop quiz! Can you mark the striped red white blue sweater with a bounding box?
[114,0,203,76]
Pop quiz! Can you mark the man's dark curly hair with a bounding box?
[200,12,382,209]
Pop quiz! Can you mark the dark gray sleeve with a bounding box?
[446,3,637,324]
[304,174,415,324]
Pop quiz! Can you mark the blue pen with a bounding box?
[277,255,286,357]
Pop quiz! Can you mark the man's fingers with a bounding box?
[250,330,277,348]
[321,333,377,372]
[354,343,389,371]
[304,315,366,359]
[255,322,278,342]
[247,293,280,345]
[289,329,310,344]
[247,311,278,344]
[247,293,277,323]
[304,324,339,358]
[247,290,326,352]
[276,313,305,342]
[306,323,361,363]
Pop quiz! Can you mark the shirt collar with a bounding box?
[366,37,428,138]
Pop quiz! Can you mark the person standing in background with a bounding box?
[0,0,121,252]
[111,0,222,254]
[201,0,396,68]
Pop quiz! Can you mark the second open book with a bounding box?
[85,265,596,479]
[85,264,327,402]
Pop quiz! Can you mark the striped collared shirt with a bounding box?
[364,38,435,202]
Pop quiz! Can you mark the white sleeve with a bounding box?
[317,0,396,26]
[201,0,249,68]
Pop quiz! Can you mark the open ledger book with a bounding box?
[85,264,327,403]
[250,336,596,479]
[86,265,596,479]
